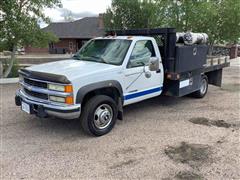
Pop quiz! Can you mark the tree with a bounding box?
[103,0,162,30]
[0,0,62,78]
[62,9,74,22]
[161,0,240,44]
[217,0,240,44]
[104,0,240,46]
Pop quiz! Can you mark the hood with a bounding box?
[26,59,120,81]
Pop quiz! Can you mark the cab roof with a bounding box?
[94,36,153,41]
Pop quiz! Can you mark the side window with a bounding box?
[128,40,156,68]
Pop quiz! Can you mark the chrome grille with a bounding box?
[24,88,48,100]
[22,77,49,100]
[19,75,72,103]
[24,78,47,89]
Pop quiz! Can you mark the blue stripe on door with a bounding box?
[124,87,162,100]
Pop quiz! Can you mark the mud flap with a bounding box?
[205,69,222,87]
[117,97,123,120]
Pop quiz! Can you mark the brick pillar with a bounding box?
[230,44,238,59]
[98,13,104,29]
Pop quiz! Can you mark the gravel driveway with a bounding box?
[1,59,239,180]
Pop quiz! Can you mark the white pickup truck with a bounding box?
[15,28,229,136]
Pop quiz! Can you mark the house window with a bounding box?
[69,41,73,50]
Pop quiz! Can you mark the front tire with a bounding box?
[80,95,118,136]
[192,75,208,98]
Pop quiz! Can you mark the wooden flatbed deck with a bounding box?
[205,56,230,73]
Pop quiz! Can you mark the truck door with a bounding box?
[123,39,163,105]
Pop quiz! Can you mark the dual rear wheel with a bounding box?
[192,75,208,98]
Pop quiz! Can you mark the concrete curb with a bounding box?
[0,78,19,84]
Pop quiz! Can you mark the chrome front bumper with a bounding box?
[15,89,81,119]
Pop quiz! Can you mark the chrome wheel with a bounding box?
[94,104,113,129]
[200,78,207,95]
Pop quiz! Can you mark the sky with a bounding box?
[41,0,111,27]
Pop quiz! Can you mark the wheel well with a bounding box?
[202,74,208,80]
[81,87,121,108]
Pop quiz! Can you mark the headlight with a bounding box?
[48,84,74,104]
[49,96,74,104]
[48,84,65,92]
[48,84,73,92]
[49,96,65,103]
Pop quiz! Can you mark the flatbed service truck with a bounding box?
[15,28,230,136]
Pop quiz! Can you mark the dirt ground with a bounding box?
[1,59,240,180]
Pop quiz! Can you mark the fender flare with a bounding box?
[76,80,123,104]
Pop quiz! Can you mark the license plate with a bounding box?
[21,101,30,114]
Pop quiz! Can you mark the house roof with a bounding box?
[43,17,105,39]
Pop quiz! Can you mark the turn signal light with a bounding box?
[65,85,73,93]
[65,96,74,104]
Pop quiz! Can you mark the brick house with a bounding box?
[25,14,105,54]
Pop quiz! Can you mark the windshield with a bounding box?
[73,39,132,65]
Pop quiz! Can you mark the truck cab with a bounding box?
[15,28,229,136]
[73,36,164,105]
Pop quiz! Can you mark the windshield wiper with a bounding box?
[73,55,96,62]
[72,54,81,60]
[73,55,108,64]
[90,55,108,64]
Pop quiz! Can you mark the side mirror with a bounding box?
[149,57,159,71]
